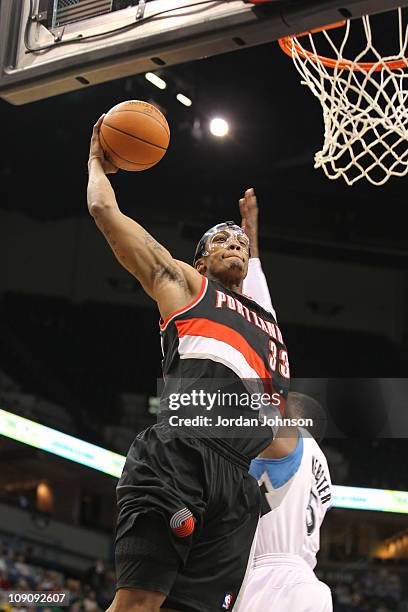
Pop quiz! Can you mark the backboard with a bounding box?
[0,0,406,105]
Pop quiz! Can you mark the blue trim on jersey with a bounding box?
[249,433,303,488]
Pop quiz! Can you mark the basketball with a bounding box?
[99,100,170,171]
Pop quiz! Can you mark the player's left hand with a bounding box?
[88,115,119,175]
[239,187,259,258]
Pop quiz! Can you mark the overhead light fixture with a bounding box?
[145,72,166,90]
[210,117,229,137]
[176,93,192,107]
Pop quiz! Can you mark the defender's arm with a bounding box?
[240,188,276,319]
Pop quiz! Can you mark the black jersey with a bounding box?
[159,276,290,459]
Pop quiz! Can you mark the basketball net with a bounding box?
[279,8,408,186]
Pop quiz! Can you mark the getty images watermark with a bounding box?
[167,389,281,411]
[160,389,313,431]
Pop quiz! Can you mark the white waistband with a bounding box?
[253,553,311,571]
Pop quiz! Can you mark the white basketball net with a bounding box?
[281,8,408,186]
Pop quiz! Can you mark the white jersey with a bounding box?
[255,429,332,569]
[236,261,333,611]
[234,432,333,612]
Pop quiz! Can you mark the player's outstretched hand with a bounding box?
[88,115,119,175]
[239,187,259,258]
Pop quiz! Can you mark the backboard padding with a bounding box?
[1,0,407,104]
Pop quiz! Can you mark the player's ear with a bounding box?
[195,258,207,274]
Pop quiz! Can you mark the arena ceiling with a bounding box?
[0,22,406,260]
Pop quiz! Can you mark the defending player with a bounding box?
[87,118,290,612]
[236,189,332,612]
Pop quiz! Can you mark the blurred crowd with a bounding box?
[1,536,408,611]
[328,566,408,612]
[0,541,115,611]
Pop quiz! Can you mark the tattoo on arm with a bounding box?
[144,233,164,251]
[94,223,182,287]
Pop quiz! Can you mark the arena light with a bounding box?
[176,93,192,107]
[210,117,229,137]
[145,72,167,90]
[1,406,408,515]
[331,485,408,515]
[0,408,125,478]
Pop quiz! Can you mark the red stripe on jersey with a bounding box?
[159,276,207,331]
[175,318,271,381]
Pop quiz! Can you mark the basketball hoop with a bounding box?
[278,8,408,186]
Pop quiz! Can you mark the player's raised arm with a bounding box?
[87,116,201,318]
[240,188,277,319]
[239,187,259,259]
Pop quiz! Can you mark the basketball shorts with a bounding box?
[235,553,333,612]
[115,423,260,612]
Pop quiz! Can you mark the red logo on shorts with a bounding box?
[170,508,195,537]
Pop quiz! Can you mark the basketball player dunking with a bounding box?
[87,118,290,612]
[237,189,333,612]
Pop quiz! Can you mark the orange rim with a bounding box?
[278,21,408,72]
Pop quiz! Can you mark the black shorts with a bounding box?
[115,424,260,612]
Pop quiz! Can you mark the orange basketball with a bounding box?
[99,100,170,171]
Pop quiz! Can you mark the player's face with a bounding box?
[201,229,249,285]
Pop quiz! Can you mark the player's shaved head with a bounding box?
[286,392,327,442]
